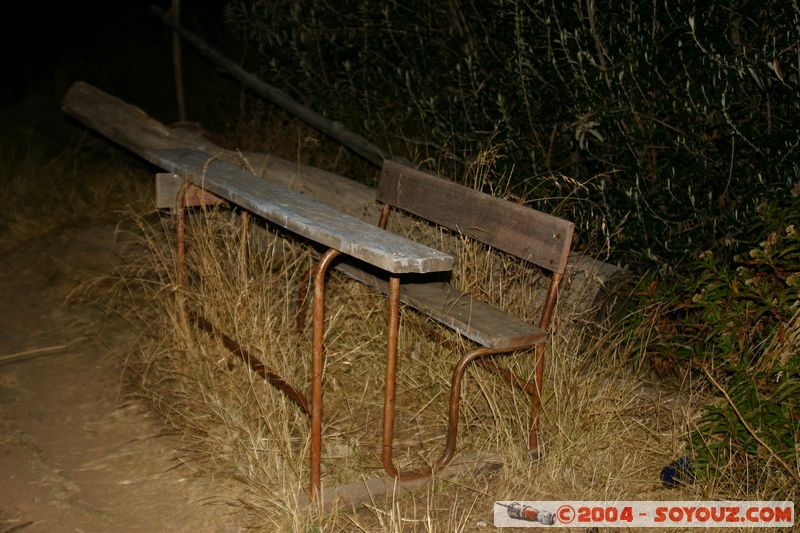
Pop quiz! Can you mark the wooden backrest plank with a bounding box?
[377,160,574,273]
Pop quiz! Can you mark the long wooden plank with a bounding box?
[335,261,545,349]
[62,82,629,320]
[378,160,574,274]
[296,453,500,512]
[241,153,378,219]
[61,83,451,274]
[62,82,205,157]
[152,148,453,274]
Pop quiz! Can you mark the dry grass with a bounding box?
[0,125,150,243]
[223,94,378,186]
[102,181,716,531]
[5,96,791,531]
[15,115,786,529]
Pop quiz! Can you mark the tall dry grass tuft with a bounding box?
[0,125,150,243]
[223,94,378,186]
[105,155,708,530]
[109,208,318,525]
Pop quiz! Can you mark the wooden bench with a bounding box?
[62,81,576,508]
[165,151,573,500]
[328,160,574,480]
[153,148,454,501]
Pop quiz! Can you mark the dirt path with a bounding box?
[0,226,245,532]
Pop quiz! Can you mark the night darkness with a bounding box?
[1,1,226,138]
[0,4,254,528]
[1,2,798,526]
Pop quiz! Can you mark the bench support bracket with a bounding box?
[383,339,515,480]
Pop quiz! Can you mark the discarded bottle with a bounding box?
[660,456,696,487]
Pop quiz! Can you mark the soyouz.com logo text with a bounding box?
[493,501,794,528]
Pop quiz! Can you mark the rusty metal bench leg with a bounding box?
[381,275,519,480]
[432,346,519,470]
[529,271,561,453]
[298,203,391,333]
[528,343,546,452]
[175,182,191,296]
[309,248,340,500]
[381,276,402,477]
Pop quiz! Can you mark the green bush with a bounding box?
[223,0,800,269]
[633,190,799,487]
[220,1,800,487]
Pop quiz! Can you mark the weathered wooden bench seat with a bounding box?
[335,264,546,350]
[153,148,453,274]
[329,160,574,481]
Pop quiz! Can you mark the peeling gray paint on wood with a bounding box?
[152,149,453,274]
[379,160,574,274]
[336,261,546,349]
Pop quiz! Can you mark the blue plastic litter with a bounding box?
[660,456,696,487]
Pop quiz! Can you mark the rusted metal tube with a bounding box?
[382,325,514,480]
[528,344,547,451]
[378,202,391,230]
[239,210,250,309]
[309,248,340,500]
[175,181,191,293]
[298,204,390,332]
[537,272,563,332]
[381,276,402,477]
[529,271,563,451]
[188,310,310,414]
[378,269,539,478]
[434,346,512,470]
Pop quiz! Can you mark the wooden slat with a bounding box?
[335,261,546,349]
[151,149,453,274]
[296,453,500,512]
[60,82,449,273]
[378,160,574,273]
[155,172,183,209]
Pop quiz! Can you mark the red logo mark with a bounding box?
[557,505,575,524]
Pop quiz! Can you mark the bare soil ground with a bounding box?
[0,225,245,532]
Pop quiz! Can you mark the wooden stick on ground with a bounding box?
[0,345,68,365]
[170,0,186,122]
